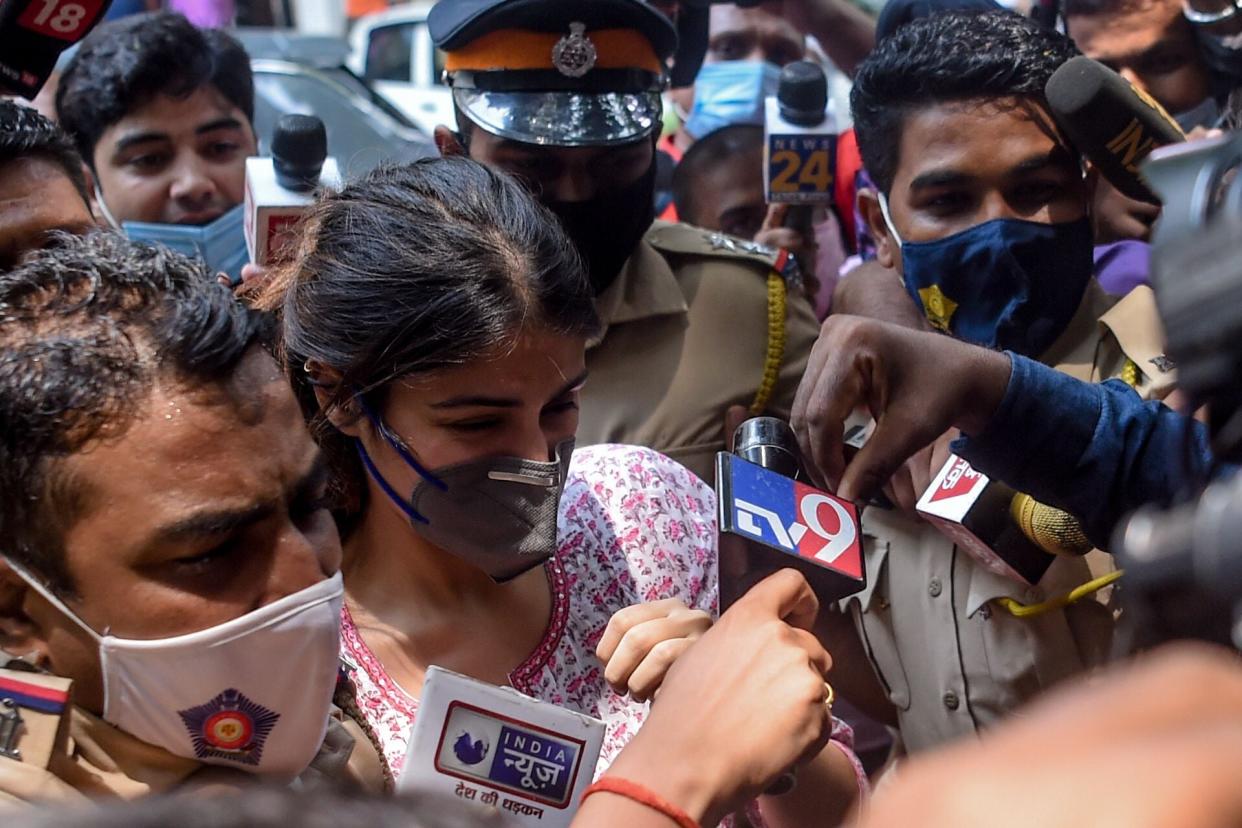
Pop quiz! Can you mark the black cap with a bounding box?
[429,0,676,146]
[272,114,327,192]
[429,0,676,58]
[778,61,829,127]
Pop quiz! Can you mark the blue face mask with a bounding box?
[879,198,1095,358]
[685,60,782,139]
[122,205,248,284]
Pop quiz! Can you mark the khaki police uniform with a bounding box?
[577,221,820,482]
[840,280,1174,753]
[0,666,387,807]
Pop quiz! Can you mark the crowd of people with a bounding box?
[1,0,1241,825]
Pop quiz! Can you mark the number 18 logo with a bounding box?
[19,0,102,40]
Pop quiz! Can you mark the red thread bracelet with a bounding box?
[581,777,702,828]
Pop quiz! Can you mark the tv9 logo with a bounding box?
[727,458,861,571]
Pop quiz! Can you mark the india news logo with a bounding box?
[434,702,585,808]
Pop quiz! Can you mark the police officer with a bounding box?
[808,12,1178,754]
[429,0,820,482]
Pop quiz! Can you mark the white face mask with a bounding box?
[7,560,344,780]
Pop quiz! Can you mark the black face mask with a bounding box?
[543,160,657,296]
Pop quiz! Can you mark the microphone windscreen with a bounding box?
[1011,493,1093,557]
[1045,56,1185,204]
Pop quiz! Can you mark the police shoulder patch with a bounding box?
[645,222,800,284]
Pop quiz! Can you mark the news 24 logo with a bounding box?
[434,702,586,808]
[727,456,863,578]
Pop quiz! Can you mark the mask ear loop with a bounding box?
[1,557,102,642]
[876,192,904,247]
[354,442,432,525]
[353,394,447,491]
[93,183,122,231]
[350,391,448,526]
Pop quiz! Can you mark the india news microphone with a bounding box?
[1045,55,1186,205]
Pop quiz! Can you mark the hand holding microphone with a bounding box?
[591,570,836,828]
[791,315,1012,502]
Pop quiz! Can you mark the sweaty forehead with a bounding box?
[59,349,307,529]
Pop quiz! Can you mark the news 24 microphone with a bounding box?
[243,114,341,269]
[764,61,837,256]
[0,0,111,98]
[400,666,604,826]
[716,418,866,611]
[1045,55,1185,205]
[916,455,1060,585]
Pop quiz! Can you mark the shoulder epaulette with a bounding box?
[645,222,802,287]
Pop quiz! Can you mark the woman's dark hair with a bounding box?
[260,157,599,525]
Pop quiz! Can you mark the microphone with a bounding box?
[916,455,1058,585]
[716,418,866,611]
[1045,55,1185,205]
[0,0,111,98]
[400,666,605,826]
[764,61,837,259]
[1010,493,1093,557]
[243,114,341,270]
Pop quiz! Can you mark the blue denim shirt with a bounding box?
[952,353,1213,547]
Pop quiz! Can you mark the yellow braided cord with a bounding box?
[995,570,1124,618]
[1120,357,1140,389]
[750,270,787,415]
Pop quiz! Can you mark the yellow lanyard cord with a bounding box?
[750,268,788,416]
[994,569,1124,618]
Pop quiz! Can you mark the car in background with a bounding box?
[346,3,454,136]
[235,28,436,176]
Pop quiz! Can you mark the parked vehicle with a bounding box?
[345,3,454,137]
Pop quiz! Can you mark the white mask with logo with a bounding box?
[6,560,344,780]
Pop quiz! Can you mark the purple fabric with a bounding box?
[1093,240,1151,297]
[167,0,234,29]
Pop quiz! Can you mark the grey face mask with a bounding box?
[354,399,573,582]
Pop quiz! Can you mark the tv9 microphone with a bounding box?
[716,417,866,611]
[764,61,837,263]
[244,114,341,269]
[1046,56,1185,205]
[0,0,111,98]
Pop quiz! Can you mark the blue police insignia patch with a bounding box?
[178,688,280,766]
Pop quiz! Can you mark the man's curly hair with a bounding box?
[851,10,1081,194]
[0,231,263,594]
